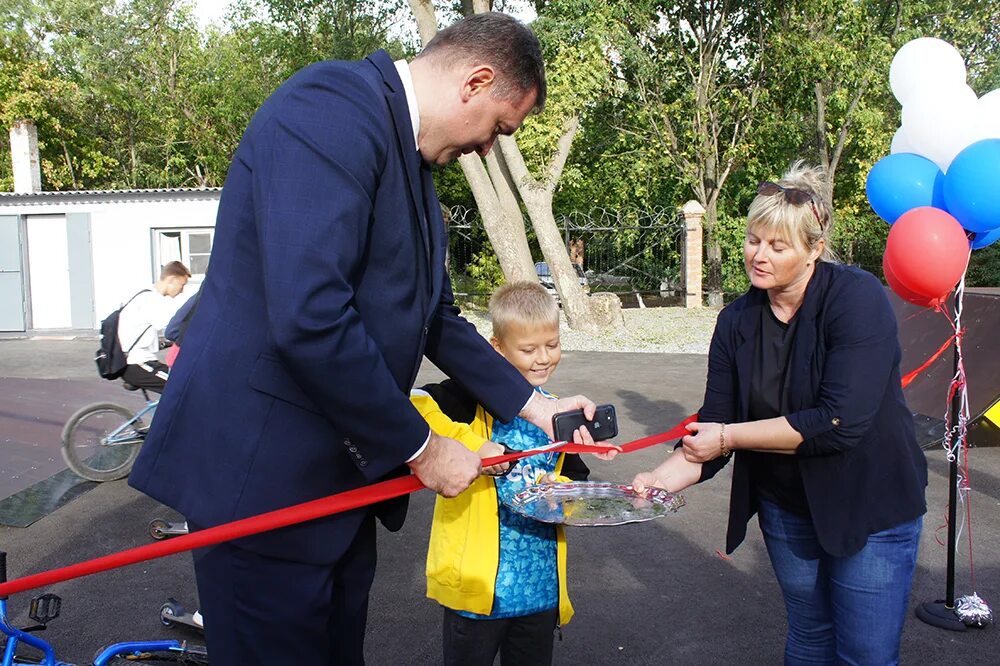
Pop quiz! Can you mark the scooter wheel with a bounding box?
[160,598,185,627]
[148,518,170,540]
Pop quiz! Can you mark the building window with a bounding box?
[154,228,214,280]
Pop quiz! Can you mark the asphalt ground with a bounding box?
[0,338,996,664]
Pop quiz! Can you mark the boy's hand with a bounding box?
[519,392,596,440]
[408,432,480,497]
[478,441,511,476]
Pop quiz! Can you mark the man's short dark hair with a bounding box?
[160,261,192,280]
[417,12,547,112]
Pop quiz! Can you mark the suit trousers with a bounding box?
[191,515,377,665]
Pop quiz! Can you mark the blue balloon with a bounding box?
[943,139,1000,234]
[866,153,946,224]
[972,226,1000,250]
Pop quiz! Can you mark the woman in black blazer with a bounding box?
[634,163,927,665]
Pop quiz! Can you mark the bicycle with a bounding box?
[61,383,157,482]
[0,552,208,665]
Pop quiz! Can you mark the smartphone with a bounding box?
[552,404,618,442]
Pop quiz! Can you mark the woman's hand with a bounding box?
[680,421,726,463]
[631,471,665,494]
[632,450,703,494]
[477,441,510,477]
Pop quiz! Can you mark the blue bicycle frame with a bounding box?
[103,400,158,447]
[2,598,190,665]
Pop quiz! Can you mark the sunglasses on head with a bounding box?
[758,181,822,227]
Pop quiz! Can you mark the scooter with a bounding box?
[148,518,189,540]
[160,598,204,632]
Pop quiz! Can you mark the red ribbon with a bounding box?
[900,331,961,389]
[0,414,698,598]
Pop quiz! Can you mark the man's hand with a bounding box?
[519,393,619,460]
[407,432,480,497]
[519,392,596,440]
[477,441,510,477]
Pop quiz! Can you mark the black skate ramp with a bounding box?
[891,288,1000,448]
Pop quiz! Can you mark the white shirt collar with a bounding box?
[393,60,420,151]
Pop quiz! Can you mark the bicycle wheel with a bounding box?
[61,402,144,482]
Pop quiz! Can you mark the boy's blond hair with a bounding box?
[489,281,559,339]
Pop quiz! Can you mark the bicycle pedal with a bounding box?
[29,593,61,625]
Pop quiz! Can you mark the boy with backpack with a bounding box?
[112,261,190,393]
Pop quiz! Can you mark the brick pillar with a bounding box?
[681,200,705,308]
[10,120,42,194]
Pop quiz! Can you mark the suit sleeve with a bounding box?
[787,272,899,456]
[423,269,533,424]
[250,70,430,481]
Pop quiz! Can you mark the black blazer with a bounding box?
[129,51,532,564]
[698,262,927,557]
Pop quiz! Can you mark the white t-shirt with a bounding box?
[117,287,181,365]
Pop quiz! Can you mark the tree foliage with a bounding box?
[2,0,1000,286]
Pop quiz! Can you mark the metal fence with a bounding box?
[445,206,687,305]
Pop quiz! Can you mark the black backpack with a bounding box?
[94,290,151,380]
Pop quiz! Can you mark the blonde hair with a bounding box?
[747,161,839,263]
[489,281,559,339]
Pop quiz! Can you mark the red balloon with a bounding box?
[884,206,970,301]
[883,253,942,308]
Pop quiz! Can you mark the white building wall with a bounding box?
[0,191,220,330]
[87,198,218,319]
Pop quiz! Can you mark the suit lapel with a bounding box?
[366,50,431,265]
[420,163,446,304]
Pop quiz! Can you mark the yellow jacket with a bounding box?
[410,389,573,625]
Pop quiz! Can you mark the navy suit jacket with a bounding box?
[697,262,927,557]
[129,51,532,564]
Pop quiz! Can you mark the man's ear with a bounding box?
[462,65,496,101]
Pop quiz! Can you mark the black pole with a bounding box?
[915,290,966,631]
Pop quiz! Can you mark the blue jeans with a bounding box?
[757,500,922,666]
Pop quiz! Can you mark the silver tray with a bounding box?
[507,481,685,527]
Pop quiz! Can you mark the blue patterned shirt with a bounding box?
[456,391,559,619]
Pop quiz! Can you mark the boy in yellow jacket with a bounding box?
[411,281,600,666]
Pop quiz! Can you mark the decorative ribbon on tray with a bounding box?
[0,414,699,598]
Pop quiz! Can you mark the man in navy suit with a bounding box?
[129,12,597,664]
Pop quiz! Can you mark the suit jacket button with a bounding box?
[359,460,368,468]
[831,417,840,426]
[344,438,352,447]
[349,446,358,453]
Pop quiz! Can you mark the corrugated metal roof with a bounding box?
[0,187,222,197]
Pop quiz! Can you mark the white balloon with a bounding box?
[890,126,913,154]
[974,88,1000,141]
[901,83,979,171]
[890,38,967,107]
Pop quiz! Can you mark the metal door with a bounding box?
[0,215,26,331]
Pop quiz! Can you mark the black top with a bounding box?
[696,262,927,557]
[747,305,809,516]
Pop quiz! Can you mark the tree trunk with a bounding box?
[500,122,620,332]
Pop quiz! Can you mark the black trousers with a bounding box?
[191,517,376,665]
[122,360,169,394]
[442,606,559,666]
